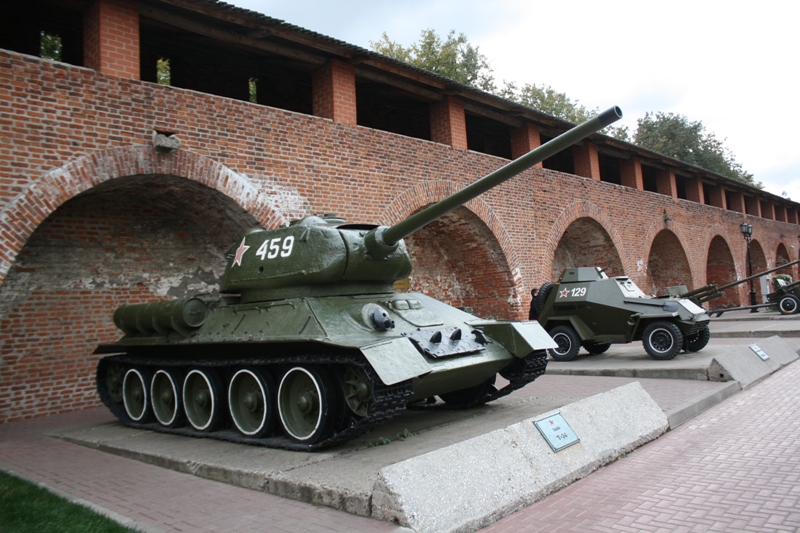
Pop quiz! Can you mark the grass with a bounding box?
[0,470,139,533]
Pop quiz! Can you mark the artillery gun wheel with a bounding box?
[532,282,555,316]
[548,325,581,361]
[342,366,373,417]
[582,341,611,355]
[183,369,225,432]
[123,368,153,423]
[778,294,800,315]
[151,369,184,428]
[278,366,338,444]
[642,321,683,360]
[685,325,711,352]
[228,368,277,437]
[438,376,497,407]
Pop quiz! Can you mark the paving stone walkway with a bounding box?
[483,361,800,532]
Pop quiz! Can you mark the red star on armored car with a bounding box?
[559,288,569,298]
[233,237,250,267]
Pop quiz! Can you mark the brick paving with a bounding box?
[482,361,800,533]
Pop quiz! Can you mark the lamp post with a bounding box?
[740,222,758,312]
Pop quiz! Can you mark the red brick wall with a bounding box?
[2,49,800,421]
[312,59,356,125]
[83,0,139,79]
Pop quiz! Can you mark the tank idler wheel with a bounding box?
[438,375,497,407]
[343,366,373,417]
[123,368,153,423]
[228,368,277,438]
[685,325,711,352]
[278,366,337,444]
[183,369,224,432]
[582,341,611,355]
[778,294,800,315]
[642,321,683,360]
[151,369,183,428]
[548,325,581,361]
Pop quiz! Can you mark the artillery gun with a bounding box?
[532,267,711,361]
[668,259,800,315]
[95,107,623,450]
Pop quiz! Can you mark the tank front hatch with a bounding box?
[220,216,412,303]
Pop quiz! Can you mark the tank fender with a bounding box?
[359,337,432,385]
[470,321,557,358]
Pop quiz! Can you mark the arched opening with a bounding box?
[775,243,793,277]
[749,240,767,303]
[403,206,518,320]
[0,175,259,423]
[551,217,623,280]
[706,236,738,307]
[646,230,692,296]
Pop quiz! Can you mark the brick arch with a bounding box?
[543,200,630,282]
[0,146,282,286]
[640,220,696,292]
[380,180,526,318]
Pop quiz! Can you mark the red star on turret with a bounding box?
[233,237,250,267]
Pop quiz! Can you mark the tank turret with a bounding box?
[96,107,622,449]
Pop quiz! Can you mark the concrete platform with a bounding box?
[52,333,799,532]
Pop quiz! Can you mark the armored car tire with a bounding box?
[532,282,555,316]
[642,321,683,360]
[548,325,581,361]
[778,294,800,315]
[685,325,711,352]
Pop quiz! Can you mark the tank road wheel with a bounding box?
[106,362,125,403]
[123,368,152,423]
[183,369,224,432]
[342,366,373,417]
[582,341,611,355]
[685,325,711,352]
[278,367,337,444]
[439,375,497,407]
[642,321,683,360]
[151,369,183,428]
[778,294,800,315]
[548,325,581,361]
[228,368,277,438]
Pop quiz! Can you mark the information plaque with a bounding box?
[749,344,769,361]
[534,413,579,452]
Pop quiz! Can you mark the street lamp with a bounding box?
[740,222,758,312]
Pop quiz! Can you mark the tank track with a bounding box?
[97,353,412,451]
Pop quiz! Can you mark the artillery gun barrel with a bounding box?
[380,106,623,246]
[714,258,800,293]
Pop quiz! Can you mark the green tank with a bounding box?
[95,107,623,450]
[531,267,711,361]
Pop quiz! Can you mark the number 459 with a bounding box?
[255,236,294,260]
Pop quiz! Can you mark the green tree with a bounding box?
[39,31,62,61]
[370,29,495,92]
[635,112,759,187]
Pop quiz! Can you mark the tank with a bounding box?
[531,267,711,361]
[95,107,623,450]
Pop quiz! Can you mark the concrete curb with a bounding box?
[371,382,668,533]
[664,381,740,429]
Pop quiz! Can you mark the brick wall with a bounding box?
[2,49,800,421]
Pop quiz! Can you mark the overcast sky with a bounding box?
[225,0,799,203]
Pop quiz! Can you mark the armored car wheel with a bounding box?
[228,368,277,437]
[685,325,711,352]
[123,368,153,423]
[151,369,183,428]
[548,325,581,361]
[532,282,555,316]
[582,341,611,355]
[183,369,224,432]
[278,366,337,444]
[778,294,800,315]
[642,321,683,360]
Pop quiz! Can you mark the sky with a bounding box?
[224,0,800,202]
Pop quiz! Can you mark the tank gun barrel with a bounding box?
[377,106,623,248]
